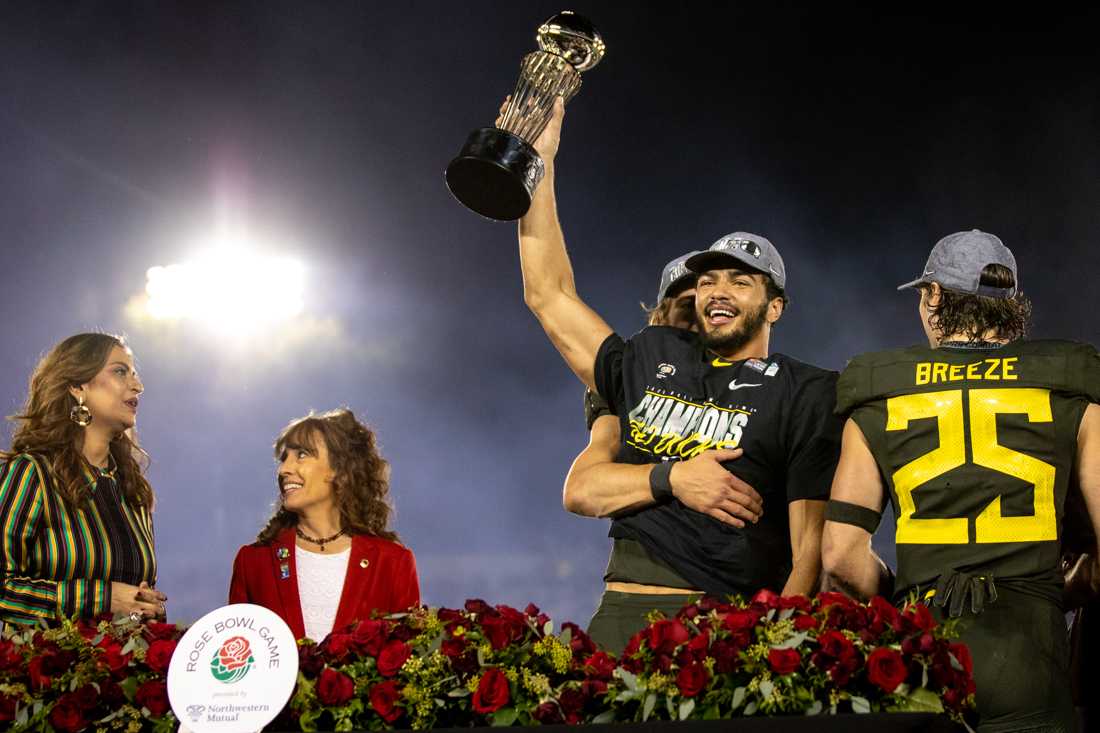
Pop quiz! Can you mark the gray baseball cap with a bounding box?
[657,251,701,303]
[685,232,786,291]
[898,229,1017,298]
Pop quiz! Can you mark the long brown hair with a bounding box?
[2,333,154,507]
[924,264,1032,343]
[256,408,399,544]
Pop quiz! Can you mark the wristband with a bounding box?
[649,461,675,503]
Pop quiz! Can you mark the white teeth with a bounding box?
[709,309,735,318]
[283,483,303,491]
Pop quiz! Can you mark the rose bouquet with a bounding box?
[1,592,975,732]
[601,590,975,726]
[0,615,182,733]
[290,600,606,731]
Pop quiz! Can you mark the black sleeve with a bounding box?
[593,333,627,418]
[785,371,844,503]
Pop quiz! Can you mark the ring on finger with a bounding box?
[129,610,142,623]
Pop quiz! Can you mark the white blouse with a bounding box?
[296,546,350,642]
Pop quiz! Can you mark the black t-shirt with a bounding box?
[593,326,842,596]
[837,339,1100,604]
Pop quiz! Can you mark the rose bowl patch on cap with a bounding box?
[168,604,298,733]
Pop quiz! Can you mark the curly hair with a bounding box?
[1,333,153,507]
[923,264,1032,343]
[256,408,399,544]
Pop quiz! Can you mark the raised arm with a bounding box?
[563,415,763,525]
[821,418,892,600]
[518,99,613,390]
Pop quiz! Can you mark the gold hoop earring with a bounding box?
[70,397,92,427]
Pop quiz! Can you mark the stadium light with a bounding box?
[142,237,305,335]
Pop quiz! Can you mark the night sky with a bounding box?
[1,2,1098,627]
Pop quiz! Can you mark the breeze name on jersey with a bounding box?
[915,356,1019,386]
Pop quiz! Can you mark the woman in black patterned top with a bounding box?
[0,333,165,627]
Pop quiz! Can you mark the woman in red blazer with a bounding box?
[229,409,419,642]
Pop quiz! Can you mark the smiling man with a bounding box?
[516,100,841,651]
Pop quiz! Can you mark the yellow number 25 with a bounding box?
[886,388,1056,545]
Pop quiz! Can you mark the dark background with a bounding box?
[1,1,1097,627]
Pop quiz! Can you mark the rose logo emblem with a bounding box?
[209,635,255,684]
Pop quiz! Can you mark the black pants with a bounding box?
[940,589,1073,733]
[586,589,698,655]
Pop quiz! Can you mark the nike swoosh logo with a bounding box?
[728,379,762,390]
[712,357,735,367]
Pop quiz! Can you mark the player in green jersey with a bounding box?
[822,230,1100,733]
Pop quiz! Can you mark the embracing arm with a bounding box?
[562,416,763,525]
[518,99,613,390]
[821,419,892,600]
[783,499,825,596]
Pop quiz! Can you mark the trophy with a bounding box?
[445,11,605,221]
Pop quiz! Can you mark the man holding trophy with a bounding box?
[470,15,842,651]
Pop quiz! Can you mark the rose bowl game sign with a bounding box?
[168,603,298,733]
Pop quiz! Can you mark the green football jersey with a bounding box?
[837,339,1100,603]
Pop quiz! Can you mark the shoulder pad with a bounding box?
[836,346,930,415]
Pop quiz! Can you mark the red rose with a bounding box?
[645,619,690,655]
[27,657,51,690]
[95,640,129,676]
[437,608,465,626]
[42,649,76,676]
[710,637,742,674]
[793,614,819,631]
[351,619,388,656]
[620,633,645,674]
[316,667,356,706]
[583,651,617,681]
[866,647,908,693]
[75,619,100,640]
[369,680,403,722]
[817,630,857,662]
[464,599,494,615]
[900,602,936,632]
[481,607,527,651]
[322,632,354,660]
[440,638,467,659]
[902,632,936,657]
[778,594,812,613]
[721,609,760,632]
[145,639,177,674]
[559,686,587,716]
[816,592,856,610]
[868,596,901,633]
[768,648,802,675]
[0,639,21,671]
[582,679,608,700]
[48,696,86,733]
[0,693,18,723]
[298,643,325,676]
[533,702,564,725]
[377,640,412,677]
[949,642,973,676]
[676,661,710,697]
[561,622,596,657]
[135,679,171,717]
[143,621,180,641]
[72,684,99,711]
[471,668,510,714]
[99,680,125,707]
[752,589,781,609]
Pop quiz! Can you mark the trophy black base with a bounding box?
[445,128,546,221]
